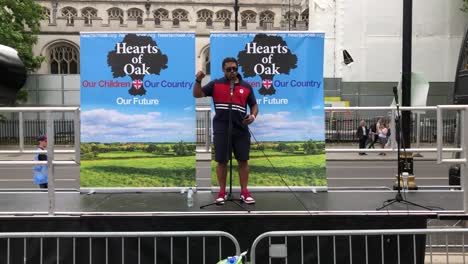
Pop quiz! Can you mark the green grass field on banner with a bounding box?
[212,154,326,187]
[80,142,196,187]
[80,141,325,187]
[81,154,196,187]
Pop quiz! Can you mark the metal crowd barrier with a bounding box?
[196,105,466,156]
[250,228,468,264]
[196,105,468,209]
[0,107,80,215]
[325,106,468,214]
[1,105,467,215]
[0,231,240,264]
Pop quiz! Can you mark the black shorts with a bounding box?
[213,133,251,162]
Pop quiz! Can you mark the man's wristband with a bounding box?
[251,114,256,119]
[195,79,201,84]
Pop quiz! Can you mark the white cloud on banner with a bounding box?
[251,111,325,141]
[81,109,193,142]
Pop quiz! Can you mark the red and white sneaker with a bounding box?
[240,191,255,204]
[215,192,226,204]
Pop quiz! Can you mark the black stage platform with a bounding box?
[0,190,462,213]
[0,190,462,264]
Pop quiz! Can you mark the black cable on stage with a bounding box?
[248,128,313,215]
[399,115,444,211]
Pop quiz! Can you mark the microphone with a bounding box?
[393,86,399,105]
[230,81,235,96]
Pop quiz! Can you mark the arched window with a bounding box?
[154,17,160,25]
[42,7,51,23]
[61,7,77,25]
[206,18,213,27]
[128,8,144,25]
[203,47,210,75]
[259,11,274,29]
[197,9,213,27]
[285,11,299,29]
[216,10,231,27]
[82,7,97,25]
[108,8,124,25]
[301,8,309,27]
[172,9,188,26]
[153,8,169,25]
[240,10,256,27]
[48,43,79,74]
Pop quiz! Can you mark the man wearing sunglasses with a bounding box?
[193,57,259,204]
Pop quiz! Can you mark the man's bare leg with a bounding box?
[238,160,249,192]
[217,162,227,192]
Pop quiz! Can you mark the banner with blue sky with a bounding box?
[80,32,196,187]
[210,32,326,186]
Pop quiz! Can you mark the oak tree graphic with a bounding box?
[107,34,168,96]
[237,34,297,96]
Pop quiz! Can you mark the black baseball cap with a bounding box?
[37,135,47,141]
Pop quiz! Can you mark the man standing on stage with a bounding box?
[193,57,259,204]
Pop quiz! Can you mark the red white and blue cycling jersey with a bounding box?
[202,75,257,135]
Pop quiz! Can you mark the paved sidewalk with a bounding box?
[325,143,454,161]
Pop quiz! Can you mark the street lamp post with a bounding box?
[234,0,239,31]
[401,0,417,189]
[402,0,412,149]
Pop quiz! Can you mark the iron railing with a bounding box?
[0,119,75,145]
[325,115,456,144]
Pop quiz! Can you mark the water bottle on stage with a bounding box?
[187,187,194,208]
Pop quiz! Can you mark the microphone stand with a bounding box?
[377,87,431,210]
[200,79,249,212]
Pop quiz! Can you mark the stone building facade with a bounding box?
[34,0,309,75]
[30,0,465,108]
